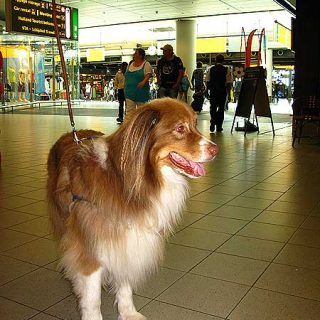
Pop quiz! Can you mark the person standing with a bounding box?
[178,68,192,103]
[114,61,128,123]
[206,54,233,132]
[156,44,184,98]
[124,48,152,118]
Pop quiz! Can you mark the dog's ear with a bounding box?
[123,108,160,156]
[114,108,160,202]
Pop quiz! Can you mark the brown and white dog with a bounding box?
[47,98,218,320]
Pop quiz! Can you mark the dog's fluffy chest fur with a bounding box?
[91,142,189,287]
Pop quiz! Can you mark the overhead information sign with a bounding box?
[5,0,79,40]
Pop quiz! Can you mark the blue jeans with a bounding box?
[158,86,179,99]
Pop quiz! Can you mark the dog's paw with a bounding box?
[118,312,147,320]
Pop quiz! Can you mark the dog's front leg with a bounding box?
[116,283,146,320]
[74,268,103,320]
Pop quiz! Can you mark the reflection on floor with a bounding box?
[1,102,320,320]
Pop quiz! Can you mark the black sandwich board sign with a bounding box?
[231,66,275,136]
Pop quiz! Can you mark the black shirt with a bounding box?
[208,64,228,93]
[157,56,183,88]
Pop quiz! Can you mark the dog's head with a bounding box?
[114,98,218,181]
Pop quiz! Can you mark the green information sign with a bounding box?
[5,0,79,40]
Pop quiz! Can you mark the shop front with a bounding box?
[0,0,79,107]
[0,35,79,105]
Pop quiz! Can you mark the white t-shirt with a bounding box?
[128,61,152,75]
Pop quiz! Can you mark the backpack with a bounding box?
[180,76,189,91]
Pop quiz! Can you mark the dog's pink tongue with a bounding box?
[170,152,205,177]
[189,160,205,177]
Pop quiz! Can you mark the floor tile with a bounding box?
[140,300,222,320]
[217,235,284,261]
[289,228,320,247]
[45,290,149,320]
[0,196,38,210]
[192,215,248,234]
[162,243,210,271]
[0,209,37,228]
[178,211,204,227]
[191,252,269,285]
[2,176,35,185]
[227,196,274,210]
[3,238,59,266]
[267,200,313,215]
[186,200,221,214]
[300,216,320,230]
[228,287,320,320]
[29,313,60,320]
[191,192,235,204]
[255,263,320,301]
[275,243,320,271]
[253,182,291,192]
[15,201,48,216]
[20,189,47,201]
[0,255,38,285]
[0,183,39,196]
[253,210,305,227]
[0,229,37,252]
[157,273,249,318]
[136,267,185,299]
[0,268,71,310]
[210,205,262,221]
[9,216,51,237]
[206,185,244,196]
[0,296,39,320]
[237,221,296,242]
[169,227,230,251]
[241,189,283,200]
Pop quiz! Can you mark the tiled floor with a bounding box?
[1,101,320,320]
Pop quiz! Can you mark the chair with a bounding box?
[292,96,320,147]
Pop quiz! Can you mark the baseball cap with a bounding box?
[160,44,173,51]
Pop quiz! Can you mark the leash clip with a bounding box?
[72,127,82,144]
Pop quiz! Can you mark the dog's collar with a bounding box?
[72,194,85,202]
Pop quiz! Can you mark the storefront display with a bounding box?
[1,0,79,107]
[0,34,80,105]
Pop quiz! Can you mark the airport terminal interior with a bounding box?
[1,0,320,320]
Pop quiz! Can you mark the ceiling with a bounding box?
[0,0,296,52]
[61,0,283,29]
[0,0,294,29]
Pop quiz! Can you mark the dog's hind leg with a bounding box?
[73,267,103,320]
[116,283,146,320]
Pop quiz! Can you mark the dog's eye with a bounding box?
[175,125,186,134]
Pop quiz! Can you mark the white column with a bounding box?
[176,19,197,103]
[266,48,273,100]
[122,55,132,64]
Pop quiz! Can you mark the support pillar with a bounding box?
[176,19,196,103]
[266,48,273,100]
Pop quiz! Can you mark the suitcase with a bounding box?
[191,92,204,113]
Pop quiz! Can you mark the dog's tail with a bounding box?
[47,139,72,239]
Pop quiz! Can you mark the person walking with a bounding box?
[206,54,233,132]
[124,48,152,118]
[114,61,128,123]
[191,61,205,93]
[156,44,184,98]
